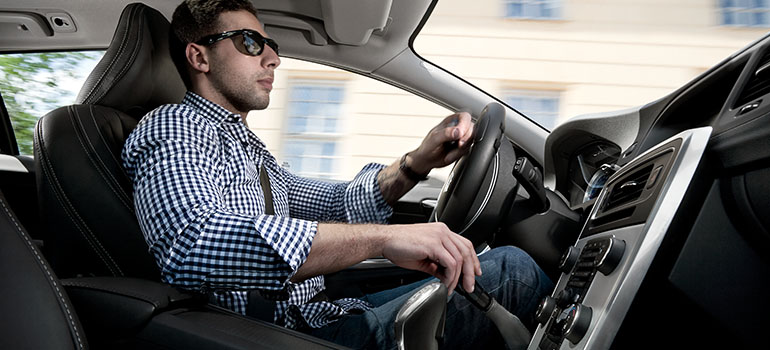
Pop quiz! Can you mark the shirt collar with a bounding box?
[182,91,242,124]
[181,91,267,149]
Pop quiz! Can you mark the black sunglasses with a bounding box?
[195,29,279,56]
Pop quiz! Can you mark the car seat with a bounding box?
[0,187,88,349]
[34,2,184,280]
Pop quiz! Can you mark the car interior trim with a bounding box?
[544,107,641,191]
[0,154,29,173]
[529,126,712,350]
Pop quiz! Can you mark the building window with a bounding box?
[282,81,345,179]
[720,0,770,27]
[504,0,562,20]
[503,90,560,130]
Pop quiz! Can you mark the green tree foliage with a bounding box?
[0,51,102,154]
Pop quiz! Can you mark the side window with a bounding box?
[249,57,453,181]
[282,81,346,179]
[503,0,562,20]
[503,90,561,130]
[720,0,770,27]
[0,51,104,155]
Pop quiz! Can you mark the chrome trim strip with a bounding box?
[458,151,499,235]
[349,258,395,269]
[431,151,500,231]
[0,154,28,173]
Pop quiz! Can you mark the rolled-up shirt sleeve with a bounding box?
[123,107,315,293]
[283,163,393,224]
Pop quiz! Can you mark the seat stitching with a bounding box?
[81,6,143,105]
[0,198,86,349]
[79,6,134,104]
[36,112,123,276]
[76,106,135,212]
[37,112,122,276]
[63,280,162,308]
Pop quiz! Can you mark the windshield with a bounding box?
[414,0,768,130]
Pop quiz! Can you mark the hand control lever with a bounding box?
[456,280,532,350]
[512,156,548,213]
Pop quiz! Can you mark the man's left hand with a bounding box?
[407,112,475,175]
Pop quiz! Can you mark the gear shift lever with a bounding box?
[395,279,531,350]
[456,280,531,350]
[394,282,448,350]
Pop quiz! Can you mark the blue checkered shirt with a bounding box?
[122,92,393,329]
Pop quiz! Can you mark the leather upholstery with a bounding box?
[35,105,159,279]
[34,3,184,280]
[0,189,88,349]
[61,276,199,347]
[76,2,185,118]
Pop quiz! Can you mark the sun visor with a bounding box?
[260,12,329,46]
[320,0,392,46]
[257,0,391,47]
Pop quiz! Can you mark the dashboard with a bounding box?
[530,127,710,350]
[529,31,770,349]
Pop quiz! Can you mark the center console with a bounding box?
[528,127,712,350]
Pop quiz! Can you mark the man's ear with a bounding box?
[186,43,210,73]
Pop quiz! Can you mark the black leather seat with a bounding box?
[0,188,88,350]
[34,2,185,280]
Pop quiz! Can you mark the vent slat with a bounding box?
[603,164,653,210]
[736,50,770,108]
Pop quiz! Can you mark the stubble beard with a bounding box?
[211,65,271,113]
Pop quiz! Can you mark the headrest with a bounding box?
[76,3,185,119]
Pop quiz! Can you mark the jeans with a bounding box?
[303,246,554,349]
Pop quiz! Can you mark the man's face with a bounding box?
[206,10,280,112]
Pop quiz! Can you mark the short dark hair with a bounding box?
[169,0,259,89]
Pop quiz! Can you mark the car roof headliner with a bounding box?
[0,0,432,74]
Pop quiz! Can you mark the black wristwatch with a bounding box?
[399,153,429,182]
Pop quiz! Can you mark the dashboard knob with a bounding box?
[555,287,578,308]
[558,246,580,273]
[562,304,592,344]
[535,296,556,325]
[595,238,626,275]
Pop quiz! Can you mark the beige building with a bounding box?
[248,0,769,180]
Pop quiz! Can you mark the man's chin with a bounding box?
[253,97,270,110]
[236,96,270,112]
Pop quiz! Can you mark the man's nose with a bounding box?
[262,45,280,69]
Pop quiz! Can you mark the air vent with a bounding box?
[603,164,653,211]
[735,49,770,108]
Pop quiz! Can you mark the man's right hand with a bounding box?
[381,222,481,293]
[293,222,482,293]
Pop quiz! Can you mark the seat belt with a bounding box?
[259,164,274,215]
[249,164,329,322]
[247,165,276,322]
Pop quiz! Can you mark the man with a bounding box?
[122,0,553,348]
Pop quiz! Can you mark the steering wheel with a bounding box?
[432,102,506,240]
